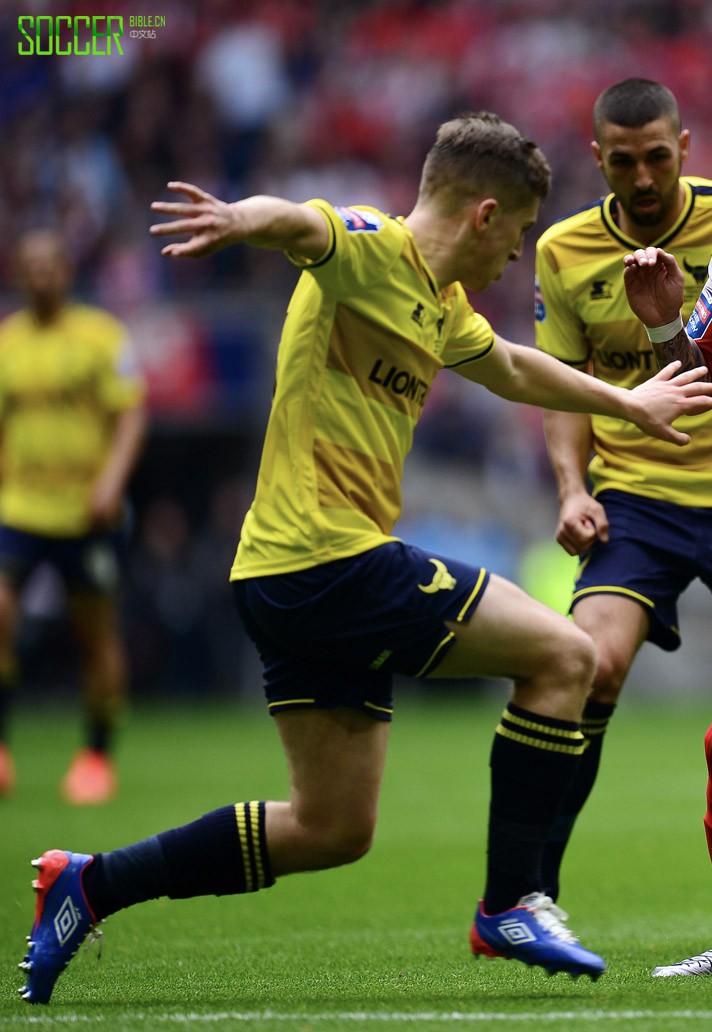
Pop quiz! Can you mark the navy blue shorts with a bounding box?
[0,524,126,595]
[232,541,490,721]
[571,489,712,651]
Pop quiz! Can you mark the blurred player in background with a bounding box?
[0,230,146,804]
[535,78,712,908]
[623,242,712,976]
[17,112,712,1005]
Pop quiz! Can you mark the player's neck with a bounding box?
[404,208,460,289]
[30,297,66,324]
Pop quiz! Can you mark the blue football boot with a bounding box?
[18,849,100,1004]
[474,891,606,980]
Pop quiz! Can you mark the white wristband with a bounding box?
[644,315,684,344]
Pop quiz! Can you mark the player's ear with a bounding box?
[473,198,499,232]
[679,128,691,163]
[591,141,603,169]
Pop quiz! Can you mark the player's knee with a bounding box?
[552,624,597,693]
[590,649,629,702]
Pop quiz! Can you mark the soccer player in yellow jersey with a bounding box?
[0,230,146,804]
[622,243,712,977]
[17,112,712,1004]
[535,78,712,911]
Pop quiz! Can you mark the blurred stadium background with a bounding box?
[1,0,710,705]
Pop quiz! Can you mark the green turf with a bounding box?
[2,691,712,1030]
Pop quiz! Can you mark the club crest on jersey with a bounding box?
[534,276,546,322]
[334,207,383,233]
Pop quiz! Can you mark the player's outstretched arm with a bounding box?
[623,246,710,379]
[149,182,329,260]
[463,336,712,446]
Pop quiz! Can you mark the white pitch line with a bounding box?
[8,1010,712,1026]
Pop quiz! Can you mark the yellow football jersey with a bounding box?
[0,302,145,536]
[536,176,712,506]
[231,200,495,579]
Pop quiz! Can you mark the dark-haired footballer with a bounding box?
[623,241,712,977]
[535,78,712,914]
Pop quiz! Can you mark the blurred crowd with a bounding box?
[2,0,712,696]
[2,1,712,301]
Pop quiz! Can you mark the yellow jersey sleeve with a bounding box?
[440,283,495,368]
[288,200,405,294]
[94,313,146,411]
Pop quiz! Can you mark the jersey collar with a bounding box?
[601,179,694,250]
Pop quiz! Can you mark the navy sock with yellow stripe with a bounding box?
[540,699,616,901]
[483,702,584,915]
[83,803,274,920]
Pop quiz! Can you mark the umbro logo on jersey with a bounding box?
[418,558,456,594]
[54,895,82,946]
[496,917,537,946]
[589,280,613,301]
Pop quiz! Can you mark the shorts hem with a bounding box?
[571,586,680,651]
[267,698,393,722]
[571,584,655,609]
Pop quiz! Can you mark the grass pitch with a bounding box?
[1,690,712,1030]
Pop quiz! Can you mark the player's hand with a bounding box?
[150,182,243,258]
[89,476,123,529]
[555,491,609,556]
[629,361,712,445]
[623,247,684,327]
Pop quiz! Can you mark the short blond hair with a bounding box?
[418,112,551,214]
